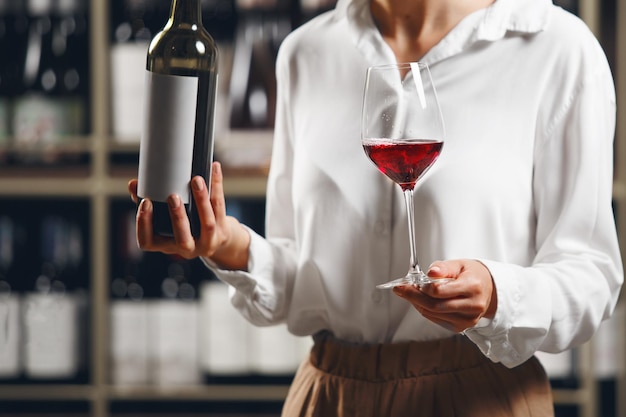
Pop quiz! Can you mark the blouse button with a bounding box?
[371,290,383,303]
[374,221,388,235]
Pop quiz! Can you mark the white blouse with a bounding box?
[205,0,623,368]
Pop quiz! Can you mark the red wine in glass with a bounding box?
[362,62,448,289]
[363,139,443,191]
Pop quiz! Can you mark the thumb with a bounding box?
[427,260,464,279]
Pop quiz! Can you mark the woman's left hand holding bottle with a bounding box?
[128,161,251,271]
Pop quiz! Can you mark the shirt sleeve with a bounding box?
[200,45,299,327]
[464,65,623,368]
[200,224,297,325]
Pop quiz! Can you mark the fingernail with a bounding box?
[192,176,204,191]
[428,265,441,274]
[167,194,181,209]
[213,162,221,176]
[139,199,152,213]
[139,198,152,213]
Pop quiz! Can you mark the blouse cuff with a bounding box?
[462,259,525,368]
[200,225,271,293]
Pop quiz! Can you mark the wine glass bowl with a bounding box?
[361,62,449,289]
[362,139,443,192]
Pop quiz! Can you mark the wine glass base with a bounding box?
[376,271,453,289]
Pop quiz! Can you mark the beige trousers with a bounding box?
[282,332,554,417]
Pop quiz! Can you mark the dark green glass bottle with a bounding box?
[137,0,219,237]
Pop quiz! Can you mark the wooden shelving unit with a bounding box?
[0,1,623,416]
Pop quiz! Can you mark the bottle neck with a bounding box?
[168,0,203,28]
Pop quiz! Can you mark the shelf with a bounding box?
[0,383,603,407]
[104,173,267,198]
[0,384,289,403]
[552,388,594,406]
[0,385,95,401]
[0,168,266,198]
[0,177,94,197]
[107,384,289,402]
[0,0,623,416]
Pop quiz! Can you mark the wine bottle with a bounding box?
[12,0,78,164]
[50,0,89,137]
[0,215,21,379]
[23,214,84,380]
[150,260,201,386]
[110,0,163,143]
[0,1,11,147]
[0,0,29,152]
[137,0,219,237]
[200,279,251,377]
[110,207,149,386]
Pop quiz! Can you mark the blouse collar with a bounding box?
[334,0,553,66]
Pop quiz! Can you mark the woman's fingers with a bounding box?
[209,162,227,224]
[192,164,221,246]
[132,167,230,260]
[136,198,155,249]
[394,284,481,332]
[128,179,139,204]
[135,198,176,253]
[189,163,227,256]
[167,193,197,257]
[426,260,464,282]
[393,259,496,332]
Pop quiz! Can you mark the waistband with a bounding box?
[310,331,488,382]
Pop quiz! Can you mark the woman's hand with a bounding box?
[128,161,250,270]
[393,259,497,333]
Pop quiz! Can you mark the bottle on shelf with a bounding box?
[50,0,90,137]
[534,349,578,388]
[137,0,219,237]
[0,215,21,379]
[149,260,202,386]
[228,0,290,130]
[229,0,297,129]
[0,0,11,149]
[11,0,90,165]
[199,279,251,378]
[199,277,310,381]
[0,0,29,158]
[0,0,28,148]
[211,0,287,172]
[248,322,308,378]
[109,208,149,386]
[22,213,86,381]
[110,0,168,143]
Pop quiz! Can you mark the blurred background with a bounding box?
[0,0,624,416]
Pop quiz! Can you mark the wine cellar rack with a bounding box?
[0,0,624,416]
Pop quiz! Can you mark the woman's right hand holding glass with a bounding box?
[128,161,251,271]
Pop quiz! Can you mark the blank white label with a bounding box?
[199,281,250,375]
[0,296,21,377]
[110,43,149,142]
[138,72,199,204]
[23,293,79,379]
[149,300,201,386]
[110,300,150,385]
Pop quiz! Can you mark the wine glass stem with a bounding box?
[403,188,423,276]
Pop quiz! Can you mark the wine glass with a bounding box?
[361,62,449,289]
